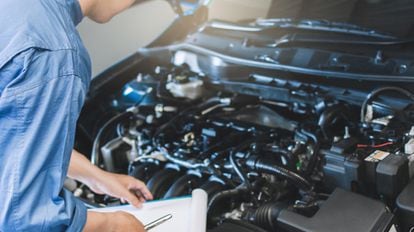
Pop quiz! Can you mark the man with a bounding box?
[0,0,153,231]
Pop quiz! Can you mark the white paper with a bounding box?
[188,189,208,232]
[90,189,208,232]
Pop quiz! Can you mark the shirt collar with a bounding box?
[69,0,84,25]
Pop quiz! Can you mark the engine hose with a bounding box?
[200,180,227,197]
[207,186,248,216]
[318,104,350,140]
[229,138,270,189]
[250,203,286,231]
[162,149,210,169]
[264,145,297,170]
[152,97,229,146]
[146,168,181,199]
[360,86,414,123]
[152,106,194,145]
[246,156,313,193]
[91,88,151,167]
[229,150,251,188]
[91,111,133,166]
[297,129,320,176]
[163,174,203,199]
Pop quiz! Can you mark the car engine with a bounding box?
[73,17,414,232]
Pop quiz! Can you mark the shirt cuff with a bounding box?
[63,189,88,232]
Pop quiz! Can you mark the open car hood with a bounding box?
[73,2,414,232]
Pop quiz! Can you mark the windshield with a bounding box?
[266,0,414,39]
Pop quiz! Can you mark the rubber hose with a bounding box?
[146,168,181,199]
[200,181,227,197]
[163,174,202,199]
[360,86,414,123]
[207,187,247,215]
[246,156,312,192]
[299,129,320,176]
[91,111,132,166]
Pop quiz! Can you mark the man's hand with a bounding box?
[88,171,153,207]
[68,150,153,207]
[84,211,146,232]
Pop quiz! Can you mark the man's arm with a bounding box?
[68,150,153,207]
[69,150,153,231]
[84,211,146,232]
[78,0,137,23]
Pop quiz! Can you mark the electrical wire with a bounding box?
[360,86,414,123]
[357,141,393,148]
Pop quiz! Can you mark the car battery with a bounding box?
[397,178,414,232]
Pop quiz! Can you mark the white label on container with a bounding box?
[365,150,390,162]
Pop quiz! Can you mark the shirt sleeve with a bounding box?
[59,189,88,232]
[0,49,88,231]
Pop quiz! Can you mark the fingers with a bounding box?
[133,190,146,203]
[128,178,154,201]
[123,189,143,208]
[102,173,153,208]
[122,177,153,208]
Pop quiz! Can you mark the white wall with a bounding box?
[77,0,271,76]
[209,0,271,22]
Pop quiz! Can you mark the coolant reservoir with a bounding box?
[166,74,204,100]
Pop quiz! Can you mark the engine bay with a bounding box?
[73,39,414,231]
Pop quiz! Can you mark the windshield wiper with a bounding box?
[255,18,396,40]
[266,33,406,48]
[207,19,397,40]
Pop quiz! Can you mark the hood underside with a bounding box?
[267,0,414,38]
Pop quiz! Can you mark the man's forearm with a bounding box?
[83,212,109,232]
[68,149,153,206]
[78,0,137,23]
[84,211,146,232]
[68,149,104,187]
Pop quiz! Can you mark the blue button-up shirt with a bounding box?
[0,0,91,231]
